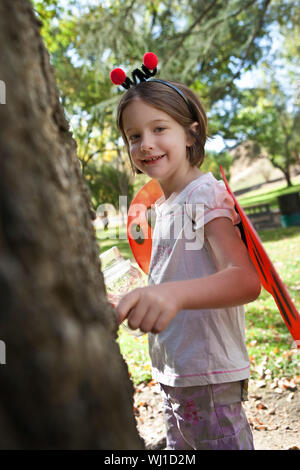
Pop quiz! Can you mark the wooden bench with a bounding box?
[243,202,280,230]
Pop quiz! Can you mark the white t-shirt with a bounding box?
[148,172,250,387]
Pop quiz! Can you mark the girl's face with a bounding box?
[122,99,195,187]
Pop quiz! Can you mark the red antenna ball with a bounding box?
[110,68,126,85]
[143,52,158,70]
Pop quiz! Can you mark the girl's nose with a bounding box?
[140,135,154,152]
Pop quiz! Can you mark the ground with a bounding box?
[134,378,300,450]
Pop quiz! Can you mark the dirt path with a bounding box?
[134,378,300,450]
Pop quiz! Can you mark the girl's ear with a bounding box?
[186,122,199,147]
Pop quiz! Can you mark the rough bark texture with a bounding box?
[0,0,143,450]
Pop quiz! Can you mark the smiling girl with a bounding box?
[114,79,260,450]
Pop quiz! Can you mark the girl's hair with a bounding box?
[116,80,207,174]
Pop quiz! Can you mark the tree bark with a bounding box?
[0,0,143,450]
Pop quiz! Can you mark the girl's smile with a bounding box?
[142,154,166,164]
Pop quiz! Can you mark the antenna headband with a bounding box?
[110,53,196,119]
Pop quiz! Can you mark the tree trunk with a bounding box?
[284,170,292,187]
[0,0,143,450]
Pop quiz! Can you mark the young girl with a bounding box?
[115,79,261,450]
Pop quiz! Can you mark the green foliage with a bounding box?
[32,0,299,204]
[217,78,300,186]
[202,150,233,180]
[238,180,300,210]
[31,0,61,52]
[117,332,151,385]
[86,163,134,209]
[77,0,276,106]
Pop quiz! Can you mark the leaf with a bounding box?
[256,380,267,388]
[256,401,268,410]
[147,379,157,388]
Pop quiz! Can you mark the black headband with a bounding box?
[147,79,196,119]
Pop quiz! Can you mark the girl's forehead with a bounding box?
[123,99,172,129]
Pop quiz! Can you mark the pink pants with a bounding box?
[160,380,254,450]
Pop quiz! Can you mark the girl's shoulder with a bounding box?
[155,173,214,210]
[185,172,240,226]
[185,172,226,206]
[155,173,228,214]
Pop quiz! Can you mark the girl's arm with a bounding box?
[117,217,261,333]
[172,217,261,310]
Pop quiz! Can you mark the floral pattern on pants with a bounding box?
[160,380,254,450]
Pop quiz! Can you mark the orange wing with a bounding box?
[127,179,163,274]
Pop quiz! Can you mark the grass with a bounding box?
[97,221,300,386]
[97,226,133,260]
[237,181,300,210]
[245,226,300,380]
[117,329,152,384]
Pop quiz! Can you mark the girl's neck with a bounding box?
[159,167,203,200]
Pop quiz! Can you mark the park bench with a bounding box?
[243,202,280,230]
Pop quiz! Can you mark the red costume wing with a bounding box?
[220,166,300,347]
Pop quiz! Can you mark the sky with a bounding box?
[205,68,262,153]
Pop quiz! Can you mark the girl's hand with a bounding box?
[116,283,181,334]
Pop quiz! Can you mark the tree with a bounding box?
[0,0,143,449]
[211,0,300,185]
[86,163,134,209]
[217,77,299,187]
[201,150,233,180]
[32,0,281,197]
[76,0,274,104]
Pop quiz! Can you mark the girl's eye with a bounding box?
[129,134,139,142]
[128,127,165,142]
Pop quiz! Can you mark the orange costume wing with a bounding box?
[127,179,163,274]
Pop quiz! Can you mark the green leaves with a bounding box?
[32,0,299,204]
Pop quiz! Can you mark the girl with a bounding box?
[115,79,261,450]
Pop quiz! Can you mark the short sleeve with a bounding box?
[185,177,240,230]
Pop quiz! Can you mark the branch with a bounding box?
[162,0,219,68]
[80,147,120,171]
[269,156,285,173]
[211,0,272,100]
[230,0,272,82]
[187,0,257,37]
[196,0,258,62]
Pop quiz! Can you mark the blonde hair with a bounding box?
[116,80,207,174]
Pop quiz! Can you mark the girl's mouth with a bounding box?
[142,154,165,165]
